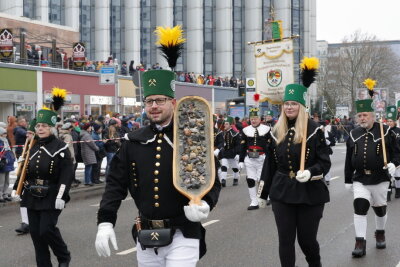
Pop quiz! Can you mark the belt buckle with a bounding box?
[364,169,371,175]
[151,220,165,229]
[36,179,44,185]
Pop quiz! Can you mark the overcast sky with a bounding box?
[317,0,400,43]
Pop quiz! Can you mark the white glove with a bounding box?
[95,222,118,257]
[386,163,396,176]
[296,170,311,183]
[258,198,267,208]
[184,200,210,222]
[345,183,353,192]
[11,190,21,201]
[55,198,65,210]
[234,155,239,161]
[214,149,220,157]
[17,156,25,163]
[239,162,245,170]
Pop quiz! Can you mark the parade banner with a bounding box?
[254,39,294,104]
[0,29,13,58]
[72,42,86,68]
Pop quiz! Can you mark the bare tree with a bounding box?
[317,30,400,116]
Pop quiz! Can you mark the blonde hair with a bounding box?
[273,104,308,145]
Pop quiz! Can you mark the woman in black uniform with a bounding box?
[259,58,331,267]
[13,106,73,266]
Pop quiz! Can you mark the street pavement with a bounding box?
[1,143,400,267]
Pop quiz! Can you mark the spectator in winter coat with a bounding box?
[0,127,15,202]
[103,124,121,176]
[120,117,131,137]
[58,123,76,165]
[235,117,244,132]
[80,123,99,186]
[6,116,17,154]
[91,123,105,184]
[13,117,27,158]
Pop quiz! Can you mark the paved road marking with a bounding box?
[116,219,220,256]
[90,197,132,207]
[330,176,341,181]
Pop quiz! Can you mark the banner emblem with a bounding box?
[267,69,282,87]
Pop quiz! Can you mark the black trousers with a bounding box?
[91,157,103,182]
[272,201,324,267]
[28,209,70,267]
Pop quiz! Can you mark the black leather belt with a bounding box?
[356,169,386,175]
[139,215,187,229]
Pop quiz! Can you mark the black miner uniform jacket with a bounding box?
[345,122,400,185]
[260,119,331,205]
[97,122,221,257]
[239,124,272,162]
[215,129,241,159]
[390,126,400,145]
[14,135,74,210]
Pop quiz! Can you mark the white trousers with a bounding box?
[353,181,390,207]
[137,230,199,267]
[220,158,239,181]
[244,155,266,181]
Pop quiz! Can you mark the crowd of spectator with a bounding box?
[0,113,143,194]
[1,45,244,88]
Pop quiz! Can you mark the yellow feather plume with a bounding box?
[51,87,67,99]
[300,57,320,70]
[363,78,377,91]
[155,25,186,47]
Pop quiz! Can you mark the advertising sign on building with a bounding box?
[254,39,294,104]
[63,104,80,112]
[100,67,115,85]
[0,29,13,58]
[246,78,256,106]
[335,106,349,118]
[72,42,86,68]
[44,92,72,104]
[90,96,113,105]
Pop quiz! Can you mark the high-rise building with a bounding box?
[1,0,317,79]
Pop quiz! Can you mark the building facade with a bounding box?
[1,0,317,80]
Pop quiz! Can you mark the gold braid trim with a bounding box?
[254,48,294,59]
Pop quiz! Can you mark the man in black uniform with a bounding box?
[345,99,400,257]
[239,108,272,210]
[386,106,400,200]
[12,108,74,267]
[214,117,241,187]
[264,110,275,128]
[95,69,221,266]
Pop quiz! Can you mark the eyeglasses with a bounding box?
[35,123,50,129]
[283,102,299,108]
[144,97,171,107]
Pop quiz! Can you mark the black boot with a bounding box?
[395,188,400,198]
[233,179,238,186]
[352,237,366,257]
[221,180,226,187]
[15,223,29,235]
[375,230,386,249]
[387,191,392,202]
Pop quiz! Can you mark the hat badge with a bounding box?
[288,89,295,94]
[148,79,157,87]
